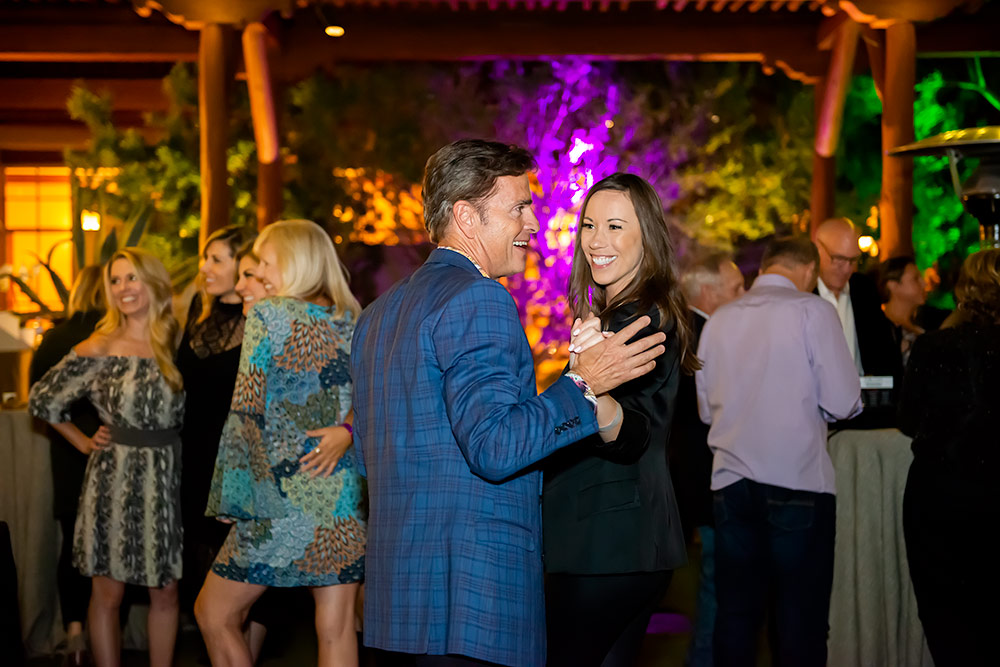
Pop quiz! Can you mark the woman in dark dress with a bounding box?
[543,173,698,667]
[176,225,253,613]
[899,248,1000,667]
[28,266,104,666]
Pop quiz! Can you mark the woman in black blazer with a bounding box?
[899,248,1000,667]
[543,173,698,667]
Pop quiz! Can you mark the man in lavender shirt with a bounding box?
[695,236,862,667]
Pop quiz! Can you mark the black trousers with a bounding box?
[57,515,91,627]
[545,570,672,667]
[903,463,998,667]
[712,479,835,667]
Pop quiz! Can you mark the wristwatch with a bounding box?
[564,371,598,412]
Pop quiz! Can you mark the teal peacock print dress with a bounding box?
[206,297,365,587]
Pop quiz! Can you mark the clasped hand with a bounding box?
[570,313,665,396]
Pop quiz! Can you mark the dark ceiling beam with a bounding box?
[0,120,162,151]
[0,79,170,111]
[274,7,827,79]
[0,4,996,75]
[0,9,198,63]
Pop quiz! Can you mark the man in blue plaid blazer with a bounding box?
[351,139,666,666]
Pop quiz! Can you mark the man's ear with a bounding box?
[451,200,480,241]
[698,283,713,310]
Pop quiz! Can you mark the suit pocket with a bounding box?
[475,520,537,552]
[577,478,640,519]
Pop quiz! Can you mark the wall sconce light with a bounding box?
[324,25,345,37]
[81,210,101,231]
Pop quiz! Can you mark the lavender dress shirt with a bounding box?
[695,273,863,495]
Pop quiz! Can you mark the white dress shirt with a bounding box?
[817,277,864,375]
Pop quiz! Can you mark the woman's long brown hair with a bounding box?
[568,172,701,374]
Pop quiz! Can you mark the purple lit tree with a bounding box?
[485,59,680,367]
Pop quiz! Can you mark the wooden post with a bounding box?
[242,22,282,230]
[198,23,234,248]
[879,21,916,258]
[811,75,837,235]
[815,19,860,158]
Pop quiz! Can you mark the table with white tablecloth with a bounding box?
[827,428,934,667]
[0,409,61,656]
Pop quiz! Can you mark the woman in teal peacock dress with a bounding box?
[195,220,365,667]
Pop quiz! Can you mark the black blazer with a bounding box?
[818,273,902,429]
[668,310,711,539]
[28,310,103,519]
[542,303,687,575]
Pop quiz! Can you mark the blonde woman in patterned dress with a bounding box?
[29,248,185,667]
[196,219,366,667]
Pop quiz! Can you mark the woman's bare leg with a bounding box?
[312,583,360,667]
[147,580,179,667]
[195,571,266,667]
[246,621,268,664]
[88,576,125,667]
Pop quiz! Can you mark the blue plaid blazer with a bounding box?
[351,248,598,666]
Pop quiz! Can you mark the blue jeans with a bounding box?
[712,479,835,667]
[686,525,716,667]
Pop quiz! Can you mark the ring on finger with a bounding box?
[315,447,322,454]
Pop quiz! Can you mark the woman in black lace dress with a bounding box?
[176,225,254,613]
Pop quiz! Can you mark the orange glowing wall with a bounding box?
[1,166,74,313]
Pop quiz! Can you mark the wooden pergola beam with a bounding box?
[275,11,825,76]
[878,20,915,258]
[0,79,169,112]
[0,123,161,151]
[814,16,860,158]
[198,24,236,247]
[243,22,283,229]
[0,24,197,63]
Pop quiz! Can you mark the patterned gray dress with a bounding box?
[29,351,185,587]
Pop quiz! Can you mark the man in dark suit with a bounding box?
[351,139,668,667]
[814,218,902,428]
[672,253,744,667]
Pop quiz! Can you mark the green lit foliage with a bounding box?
[670,65,814,248]
[838,59,1000,279]
[65,64,257,281]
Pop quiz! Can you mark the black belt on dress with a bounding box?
[107,425,180,448]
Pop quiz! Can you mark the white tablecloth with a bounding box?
[827,428,934,667]
[0,409,61,655]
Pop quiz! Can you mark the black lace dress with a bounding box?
[175,294,244,604]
